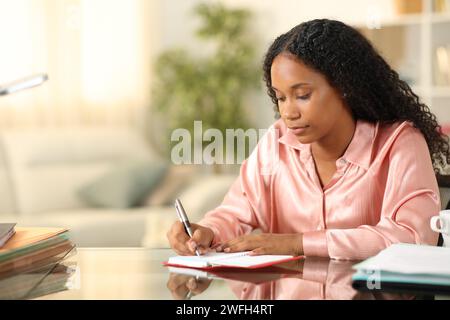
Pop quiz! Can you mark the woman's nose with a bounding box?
[282,101,301,120]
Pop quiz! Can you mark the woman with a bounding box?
[167,19,449,260]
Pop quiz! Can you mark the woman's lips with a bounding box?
[288,126,309,135]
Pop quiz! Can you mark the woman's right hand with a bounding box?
[167,221,215,255]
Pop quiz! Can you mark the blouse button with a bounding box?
[339,158,347,165]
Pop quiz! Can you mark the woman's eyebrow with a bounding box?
[272,83,310,92]
[291,82,310,89]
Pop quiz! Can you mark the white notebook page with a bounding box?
[212,254,295,268]
[168,252,250,268]
[168,251,294,268]
[353,243,450,275]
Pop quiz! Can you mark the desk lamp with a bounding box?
[0,74,48,96]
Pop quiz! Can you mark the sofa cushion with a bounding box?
[1,207,161,247]
[176,174,237,220]
[142,174,237,248]
[78,160,168,209]
[144,165,199,206]
[1,127,156,215]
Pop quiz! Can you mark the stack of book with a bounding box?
[0,223,16,248]
[434,0,450,13]
[0,226,76,299]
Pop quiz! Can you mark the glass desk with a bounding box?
[1,248,448,300]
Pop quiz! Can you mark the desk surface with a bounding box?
[1,248,448,300]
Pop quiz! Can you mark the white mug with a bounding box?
[430,210,450,247]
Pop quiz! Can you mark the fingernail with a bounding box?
[189,241,198,252]
[187,278,197,290]
[224,248,230,252]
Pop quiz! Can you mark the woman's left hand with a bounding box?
[217,233,304,256]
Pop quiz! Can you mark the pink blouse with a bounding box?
[198,119,440,260]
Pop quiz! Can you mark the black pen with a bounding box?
[174,198,201,256]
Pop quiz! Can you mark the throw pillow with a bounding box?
[143,165,198,206]
[78,160,168,209]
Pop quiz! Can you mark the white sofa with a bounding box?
[0,127,237,247]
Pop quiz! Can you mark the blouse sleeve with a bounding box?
[302,126,441,260]
[197,127,278,245]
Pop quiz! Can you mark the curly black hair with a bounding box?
[263,19,450,173]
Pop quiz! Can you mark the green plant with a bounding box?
[151,2,260,158]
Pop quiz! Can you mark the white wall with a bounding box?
[0,0,159,129]
[155,0,399,130]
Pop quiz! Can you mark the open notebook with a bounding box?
[164,251,301,270]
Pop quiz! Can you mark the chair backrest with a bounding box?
[437,174,450,246]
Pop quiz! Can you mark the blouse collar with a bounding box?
[278,119,377,170]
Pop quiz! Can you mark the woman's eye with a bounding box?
[276,97,286,102]
[296,93,311,100]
